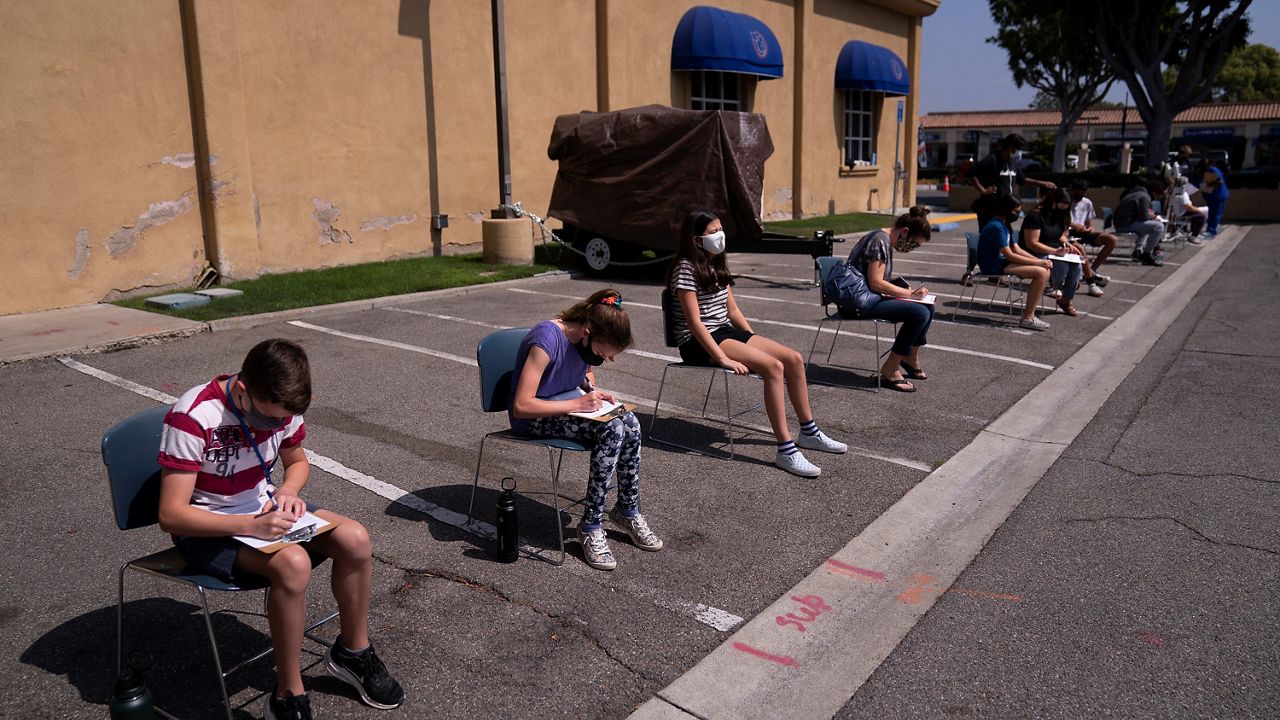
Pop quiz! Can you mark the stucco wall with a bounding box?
[802,0,912,217]
[0,2,206,316]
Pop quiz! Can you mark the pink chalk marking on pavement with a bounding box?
[1136,632,1166,648]
[732,642,799,667]
[826,559,886,581]
[32,328,66,337]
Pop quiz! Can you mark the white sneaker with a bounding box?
[1086,282,1105,297]
[1019,316,1051,331]
[775,449,821,478]
[607,508,663,551]
[579,527,616,570]
[795,430,847,454]
[1186,236,1203,245]
[1045,288,1063,299]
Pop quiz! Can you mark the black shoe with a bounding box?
[265,691,313,720]
[325,638,405,710]
[1131,249,1142,261]
[1140,253,1164,267]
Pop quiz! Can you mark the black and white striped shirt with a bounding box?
[670,259,731,346]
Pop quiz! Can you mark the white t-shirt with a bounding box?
[1070,197,1095,227]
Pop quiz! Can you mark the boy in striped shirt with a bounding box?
[157,339,403,719]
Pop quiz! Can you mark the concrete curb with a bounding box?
[629,227,1247,720]
[0,326,208,367]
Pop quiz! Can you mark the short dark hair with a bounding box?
[1070,179,1089,191]
[999,133,1027,150]
[240,339,311,414]
[992,192,1022,217]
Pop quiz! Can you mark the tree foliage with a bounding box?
[1213,43,1280,101]
[1083,0,1251,168]
[988,0,1115,171]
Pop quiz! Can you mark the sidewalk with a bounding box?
[0,270,575,365]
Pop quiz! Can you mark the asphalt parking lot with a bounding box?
[0,225,1254,719]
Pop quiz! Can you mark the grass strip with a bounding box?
[116,251,569,322]
[764,212,888,237]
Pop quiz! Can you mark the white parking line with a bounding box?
[57,355,747,632]
[289,320,477,366]
[508,288,1056,371]
[738,269,1159,290]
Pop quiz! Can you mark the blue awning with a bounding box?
[835,41,908,95]
[671,6,783,79]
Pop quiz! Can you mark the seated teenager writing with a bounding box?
[509,289,661,572]
[1019,188,1103,317]
[845,206,936,393]
[669,209,846,478]
[157,339,403,720]
[976,193,1053,331]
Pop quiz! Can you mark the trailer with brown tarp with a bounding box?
[546,105,836,273]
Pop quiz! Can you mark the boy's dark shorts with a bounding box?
[173,501,326,584]
[1069,228,1107,245]
[677,326,755,366]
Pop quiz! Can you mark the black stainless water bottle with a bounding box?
[495,477,519,563]
[108,667,155,719]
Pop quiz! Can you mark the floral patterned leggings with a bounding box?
[524,411,641,530]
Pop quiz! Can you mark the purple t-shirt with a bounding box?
[508,320,588,434]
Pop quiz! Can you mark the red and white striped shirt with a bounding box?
[158,374,306,515]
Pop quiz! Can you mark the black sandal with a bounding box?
[900,361,928,380]
[879,375,917,393]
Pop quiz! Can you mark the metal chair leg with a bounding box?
[547,448,567,566]
[872,320,882,392]
[647,364,672,438]
[825,320,842,365]
[700,372,716,417]
[723,368,735,460]
[116,563,128,679]
[806,321,824,367]
[195,586,235,720]
[466,434,489,525]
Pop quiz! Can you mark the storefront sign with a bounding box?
[923,132,942,141]
[1101,130,1146,140]
[1183,127,1235,138]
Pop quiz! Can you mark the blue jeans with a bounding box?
[1205,195,1227,233]
[1049,257,1083,300]
[1118,219,1164,254]
[524,412,641,530]
[861,299,933,357]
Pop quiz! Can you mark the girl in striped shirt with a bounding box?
[668,210,846,478]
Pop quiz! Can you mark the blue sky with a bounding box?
[921,0,1280,113]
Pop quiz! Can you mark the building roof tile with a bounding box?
[921,101,1280,129]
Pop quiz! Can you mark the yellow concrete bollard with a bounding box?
[481,217,534,266]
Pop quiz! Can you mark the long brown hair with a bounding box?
[892,205,932,241]
[558,288,633,349]
[1033,187,1072,227]
[668,209,734,292]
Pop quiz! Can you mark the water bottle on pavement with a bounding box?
[108,662,155,720]
[495,477,519,563]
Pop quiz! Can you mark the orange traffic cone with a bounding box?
[942,175,950,192]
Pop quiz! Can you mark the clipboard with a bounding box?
[242,508,342,554]
[571,402,637,423]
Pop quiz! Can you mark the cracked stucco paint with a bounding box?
[103,195,195,258]
[158,152,219,169]
[67,228,91,278]
[360,214,418,232]
[466,210,486,223]
[312,197,352,245]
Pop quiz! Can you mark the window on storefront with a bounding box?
[843,90,877,166]
[690,71,745,111]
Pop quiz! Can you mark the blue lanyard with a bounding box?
[225,377,278,486]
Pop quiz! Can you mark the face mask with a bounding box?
[1012,150,1024,161]
[231,386,289,431]
[576,336,606,367]
[893,232,921,253]
[697,230,726,255]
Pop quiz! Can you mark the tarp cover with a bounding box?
[547,105,774,252]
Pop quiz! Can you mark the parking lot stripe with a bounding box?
[56,355,748,633]
[288,320,477,366]
[507,289,1056,371]
[739,268,1160,290]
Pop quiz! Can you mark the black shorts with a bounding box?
[1069,228,1105,245]
[173,501,326,583]
[677,326,755,366]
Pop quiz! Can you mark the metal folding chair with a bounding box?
[648,288,765,459]
[104,405,337,720]
[952,232,1037,320]
[466,327,591,566]
[805,255,896,391]
[1102,206,1141,256]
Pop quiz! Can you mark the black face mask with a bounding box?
[576,337,605,367]
[228,381,289,431]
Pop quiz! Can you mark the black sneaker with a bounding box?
[264,691,312,720]
[325,638,404,710]
[1139,253,1164,267]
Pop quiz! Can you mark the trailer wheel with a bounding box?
[582,236,614,273]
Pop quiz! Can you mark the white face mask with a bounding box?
[697,229,726,255]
